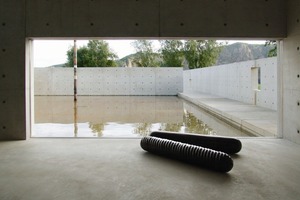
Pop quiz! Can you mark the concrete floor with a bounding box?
[1,138,300,200]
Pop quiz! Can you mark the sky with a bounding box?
[33,39,266,68]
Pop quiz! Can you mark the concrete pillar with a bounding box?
[277,40,284,139]
[0,0,27,140]
[280,0,300,144]
[25,39,34,139]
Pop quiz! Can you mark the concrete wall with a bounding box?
[35,67,182,96]
[183,57,277,110]
[0,0,289,140]
[256,58,278,110]
[0,1,27,140]
[26,0,286,38]
[279,1,300,143]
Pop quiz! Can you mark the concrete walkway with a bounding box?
[179,92,277,137]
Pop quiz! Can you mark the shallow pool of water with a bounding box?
[33,96,253,138]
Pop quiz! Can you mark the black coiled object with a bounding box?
[141,136,233,173]
[150,131,242,154]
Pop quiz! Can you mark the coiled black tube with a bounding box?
[150,131,242,154]
[141,136,233,173]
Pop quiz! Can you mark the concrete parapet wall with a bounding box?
[35,67,183,96]
[183,57,277,110]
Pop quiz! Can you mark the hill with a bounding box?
[48,42,275,68]
[118,42,275,67]
[216,42,274,65]
[117,53,136,67]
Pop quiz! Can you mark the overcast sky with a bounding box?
[33,39,266,68]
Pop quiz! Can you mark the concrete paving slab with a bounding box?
[179,92,277,136]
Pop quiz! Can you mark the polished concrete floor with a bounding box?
[0,138,300,200]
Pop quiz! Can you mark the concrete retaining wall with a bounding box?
[35,67,183,96]
[183,57,277,110]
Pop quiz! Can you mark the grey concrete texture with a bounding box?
[34,67,183,96]
[183,57,278,110]
[24,0,286,38]
[0,138,299,200]
[280,0,300,144]
[179,92,277,137]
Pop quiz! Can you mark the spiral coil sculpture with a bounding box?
[140,132,242,173]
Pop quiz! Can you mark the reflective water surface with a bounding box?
[33,96,253,137]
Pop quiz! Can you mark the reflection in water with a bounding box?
[159,123,182,132]
[33,96,253,137]
[74,100,78,137]
[183,111,215,135]
[89,123,105,137]
[133,123,153,137]
[131,111,215,137]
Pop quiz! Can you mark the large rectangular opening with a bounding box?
[30,39,276,138]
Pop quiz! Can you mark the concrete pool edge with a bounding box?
[178,92,277,137]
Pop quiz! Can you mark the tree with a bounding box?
[160,40,184,67]
[183,40,222,69]
[131,40,160,67]
[65,40,118,67]
[265,40,277,57]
